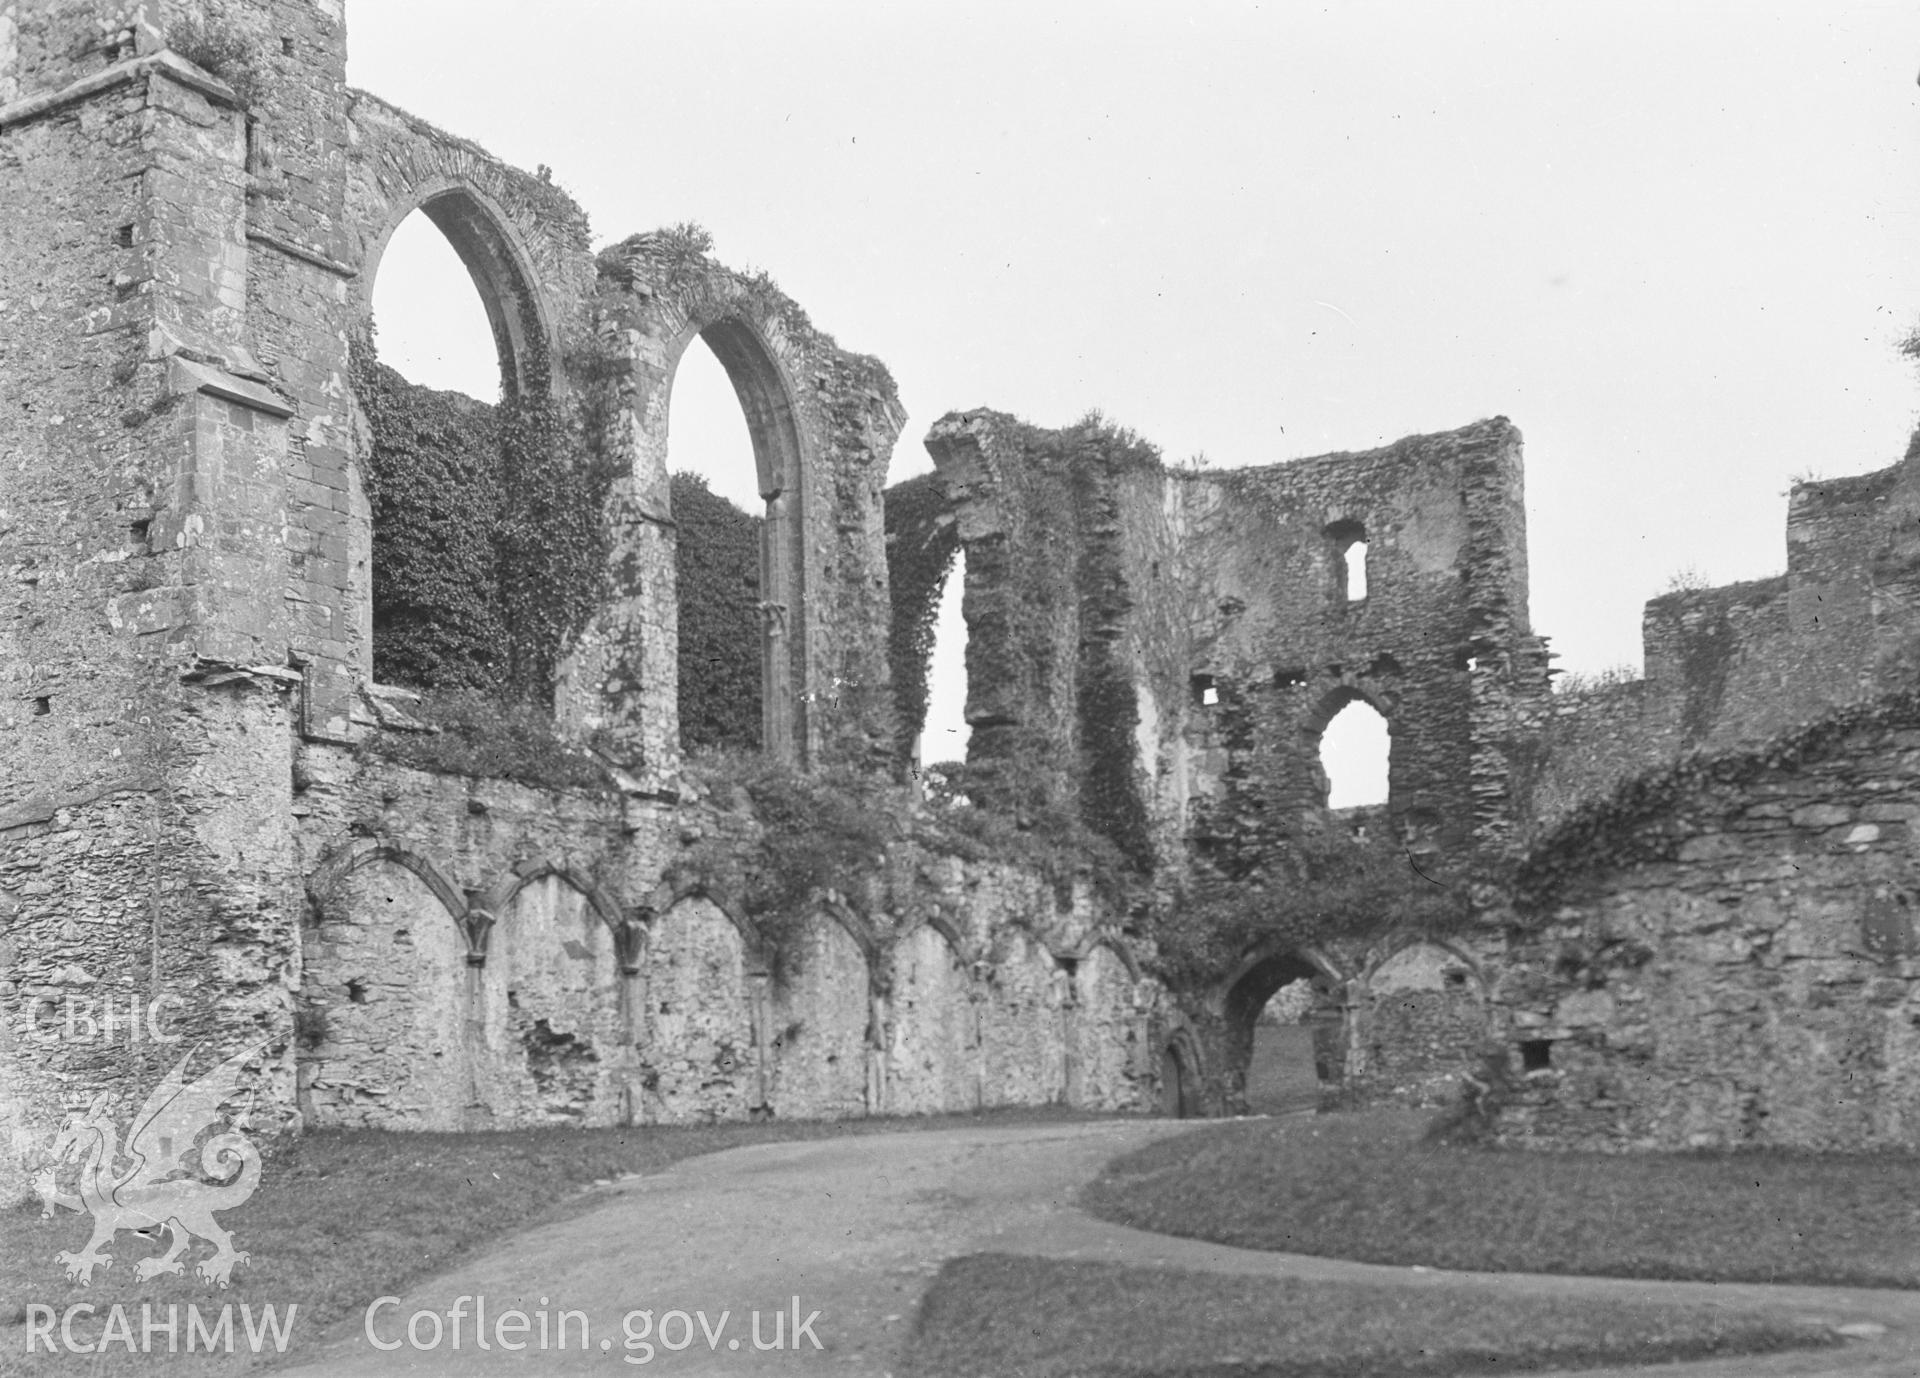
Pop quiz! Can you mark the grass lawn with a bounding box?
[1,1105,1093,1377]
[1083,1109,1920,1287]
[903,1253,1839,1378]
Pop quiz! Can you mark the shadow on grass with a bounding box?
[1082,1107,1920,1288]
[902,1253,1839,1378]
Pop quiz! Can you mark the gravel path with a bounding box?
[286,1117,1920,1377]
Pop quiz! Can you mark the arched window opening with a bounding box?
[672,334,764,752]
[361,209,509,691]
[370,211,501,401]
[1320,697,1389,810]
[920,549,970,775]
[1345,541,1369,601]
[1324,519,1368,604]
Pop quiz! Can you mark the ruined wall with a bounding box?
[922,413,1548,874]
[918,411,1544,1117]
[1350,940,1489,1106]
[0,0,1173,1183]
[1533,450,1920,835]
[290,735,1168,1135]
[1496,694,1920,1150]
[1170,419,1546,875]
[580,231,906,780]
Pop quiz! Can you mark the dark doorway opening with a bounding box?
[1160,1041,1193,1118]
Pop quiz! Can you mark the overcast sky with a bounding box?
[350,2,1920,797]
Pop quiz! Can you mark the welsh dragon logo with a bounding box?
[34,1041,267,1288]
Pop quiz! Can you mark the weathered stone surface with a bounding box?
[0,1,1160,1203]
[1498,710,1920,1150]
[14,0,1920,1197]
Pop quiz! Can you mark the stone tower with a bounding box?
[0,0,362,1197]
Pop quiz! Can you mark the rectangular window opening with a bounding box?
[1519,1039,1552,1072]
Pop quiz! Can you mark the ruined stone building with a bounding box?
[4,0,1919,1197]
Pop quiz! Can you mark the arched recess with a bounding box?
[641,896,758,1123]
[1356,938,1490,1106]
[658,882,771,970]
[662,314,809,762]
[1223,945,1349,1115]
[307,841,468,927]
[979,929,1066,1109]
[475,858,626,940]
[1062,939,1144,1111]
[300,854,469,1130]
[767,910,871,1119]
[1160,1025,1204,1119]
[356,180,557,400]
[885,921,979,1114]
[469,874,626,1126]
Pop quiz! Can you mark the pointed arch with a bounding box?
[306,840,466,924]
[354,171,560,401]
[1160,1023,1205,1118]
[659,881,770,968]
[664,315,806,504]
[1304,683,1393,739]
[812,894,882,966]
[1362,934,1486,991]
[475,857,625,936]
[659,308,809,761]
[897,911,976,969]
[1055,934,1143,984]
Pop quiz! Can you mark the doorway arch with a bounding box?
[1160,1040,1192,1118]
[1223,946,1347,1114]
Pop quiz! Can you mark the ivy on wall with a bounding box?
[882,471,959,763]
[495,386,616,703]
[359,688,616,794]
[1067,427,1158,872]
[960,412,1162,872]
[351,329,615,706]
[672,471,762,750]
[1149,830,1469,991]
[1516,687,1920,916]
[350,337,507,691]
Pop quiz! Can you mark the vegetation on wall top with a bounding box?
[357,689,617,794]
[676,748,1141,960]
[1516,687,1920,914]
[167,17,266,106]
[1149,829,1470,991]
